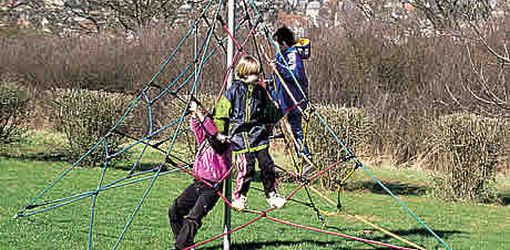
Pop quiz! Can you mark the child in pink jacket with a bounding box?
[168,101,231,250]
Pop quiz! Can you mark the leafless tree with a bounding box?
[94,0,186,31]
[4,0,188,34]
[445,18,510,117]
[412,0,495,29]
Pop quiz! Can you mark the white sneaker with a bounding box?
[267,192,287,209]
[231,195,247,211]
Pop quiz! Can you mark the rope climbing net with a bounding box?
[15,1,452,250]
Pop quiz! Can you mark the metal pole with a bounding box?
[193,24,198,96]
[223,0,235,249]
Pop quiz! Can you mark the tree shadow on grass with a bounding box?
[371,228,463,241]
[324,226,463,249]
[0,152,69,162]
[0,152,163,171]
[498,193,510,206]
[347,181,429,196]
[200,239,369,250]
[112,162,165,172]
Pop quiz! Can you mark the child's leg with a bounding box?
[233,153,256,199]
[174,182,221,249]
[256,148,278,197]
[286,109,310,156]
[168,183,199,242]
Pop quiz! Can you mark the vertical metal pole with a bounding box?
[193,24,198,96]
[223,0,235,250]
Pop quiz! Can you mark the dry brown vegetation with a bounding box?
[1,13,509,200]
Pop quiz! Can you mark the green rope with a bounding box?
[314,111,452,250]
[249,1,451,249]
[26,137,104,207]
[17,168,185,218]
[87,139,110,249]
[248,0,310,107]
[112,2,223,248]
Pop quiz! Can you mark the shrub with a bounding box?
[306,105,375,189]
[49,89,133,166]
[427,113,506,202]
[0,80,31,145]
[3,18,509,168]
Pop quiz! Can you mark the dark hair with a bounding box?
[273,27,295,46]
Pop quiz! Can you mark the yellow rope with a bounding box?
[299,109,311,174]
[308,186,426,250]
[339,165,359,184]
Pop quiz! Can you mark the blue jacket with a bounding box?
[214,80,282,153]
[272,46,309,112]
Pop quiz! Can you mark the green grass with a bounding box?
[1,131,510,249]
[1,158,509,250]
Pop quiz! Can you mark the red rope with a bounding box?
[309,160,345,181]
[215,20,260,104]
[265,215,418,250]
[174,151,417,250]
[171,137,365,249]
[183,214,265,250]
[173,144,416,250]
[172,14,413,248]
[222,24,243,52]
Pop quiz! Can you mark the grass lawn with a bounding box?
[0,131,509,250]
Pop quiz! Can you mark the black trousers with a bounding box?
[168,180,221,249]
[234,148,277,199]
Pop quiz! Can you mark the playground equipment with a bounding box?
[15,1,452,250]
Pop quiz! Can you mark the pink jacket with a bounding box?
[191,116,231,183]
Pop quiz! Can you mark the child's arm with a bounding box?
[189,99,230,154]
[190,100,213,144]
[201,115,229,154]
[277,51,304,85]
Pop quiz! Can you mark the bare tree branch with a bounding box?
[468,21,510,64]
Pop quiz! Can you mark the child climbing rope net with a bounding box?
[14,1,452,250]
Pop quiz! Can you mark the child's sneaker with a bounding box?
[231,195,247,211]
[267,192,287,209]
[301,163,313,176]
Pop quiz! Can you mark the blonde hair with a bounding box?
[235,55,260,80]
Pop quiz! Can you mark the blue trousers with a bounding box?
[287,108,310,157]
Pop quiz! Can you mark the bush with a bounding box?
[427,113,506,202]
[0,81,31,145]
[3,18,509,167]
[0,27,224,93]
[306,105,375,189]
[49,89,133,166]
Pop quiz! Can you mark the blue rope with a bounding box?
[18,2,253,250]
[108,117,182,159]
[87,138,110,249]
[26,138,104,207]
[314,110,452,249]
[101,166,188,191]
[128,92,154,175]
[21,0,247,217]
[112,2,223,248]
[152,26,211,102]
[17,168,187,218]
[111,165,164,250]
[147,28,194,87]
[249,1,451,249]
[145,0,222,90]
